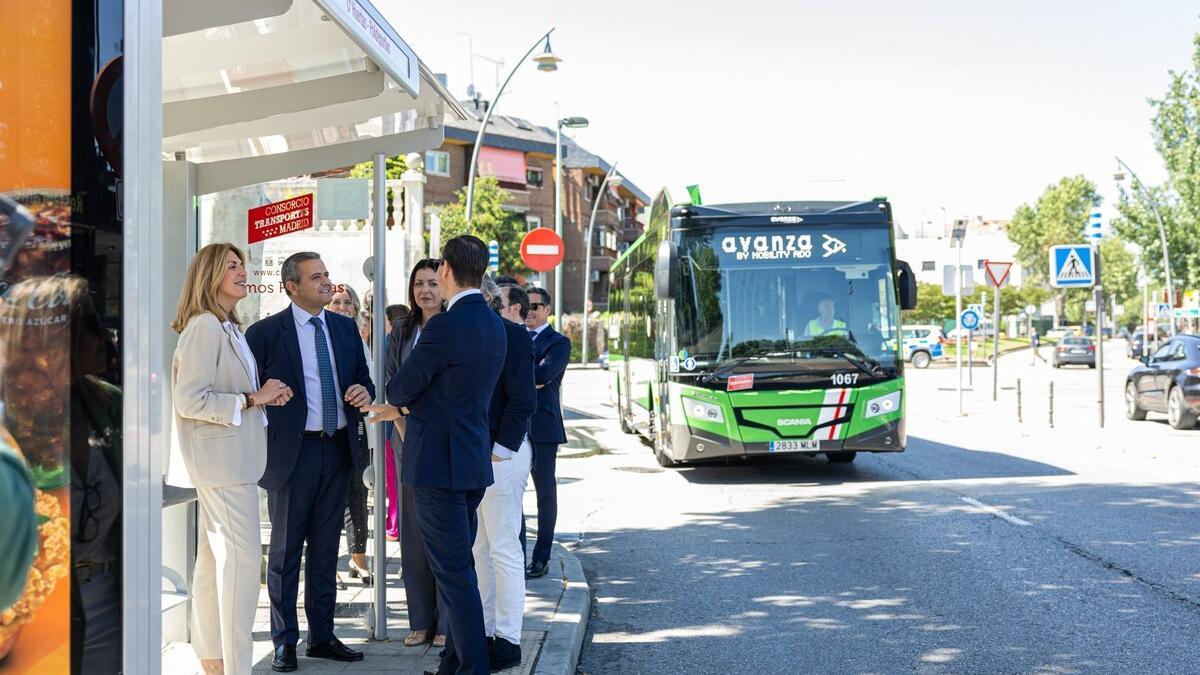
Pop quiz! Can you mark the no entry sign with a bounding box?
[248,194,314,244]
[520,227,565,272]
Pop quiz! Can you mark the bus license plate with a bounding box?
[769,439,821,453]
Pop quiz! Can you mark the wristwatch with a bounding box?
[398,406,410,418]
[242,393,255,410]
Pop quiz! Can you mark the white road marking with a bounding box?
[960,496,1032,527]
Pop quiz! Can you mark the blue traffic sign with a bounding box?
[487,239,500,272]
[959,308,981,331]
[1049,245,1095,288]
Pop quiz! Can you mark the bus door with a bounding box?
[621,270,634,424]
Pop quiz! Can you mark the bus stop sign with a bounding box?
[520,227,565,272]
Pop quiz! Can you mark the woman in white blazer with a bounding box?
[167,243,293,675]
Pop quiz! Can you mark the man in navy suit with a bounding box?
[521,288,572,580]
[246,252,375,672]
[473,280,536,671]
[387,236,505,675]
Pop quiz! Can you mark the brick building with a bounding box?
[420,98,651,313]
[557,136,651,312]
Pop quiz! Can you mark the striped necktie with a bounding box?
[310,316,338,435]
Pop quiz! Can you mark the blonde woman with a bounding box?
[167,243,293,675]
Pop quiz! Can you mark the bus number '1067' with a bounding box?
[831,373,859,386]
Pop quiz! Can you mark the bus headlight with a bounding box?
[864,391,901,418]
[683,397,725,424]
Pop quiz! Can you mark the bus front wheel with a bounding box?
[826,451,857,464]
[655,446,677,467]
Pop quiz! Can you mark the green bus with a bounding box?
[607,191,918,466]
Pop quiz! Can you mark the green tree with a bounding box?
[902,282,956,325]
[1112,35,1200,292]
[349,155,407,180]
[1006,175,1098,324]
[433,175,529,276]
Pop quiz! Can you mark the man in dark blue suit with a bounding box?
[246,252,375,672]
[521,288,572,579]
[386,236,505,675]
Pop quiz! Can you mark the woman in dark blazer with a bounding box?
[383,258,449,647]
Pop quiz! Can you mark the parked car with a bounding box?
[1052,336,1095,368]
[1125,335,1200,429]
[901,325,946,369]
[1127,326,1170,360]
[1044,327,1076,341]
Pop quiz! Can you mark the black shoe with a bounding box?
[306,636,365,662]
[271,645,298,672]
[489,637,521,671]
[525,560,549,579]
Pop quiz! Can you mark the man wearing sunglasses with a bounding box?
[521,288,571,579]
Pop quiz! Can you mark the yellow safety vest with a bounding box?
[806,318,848,337]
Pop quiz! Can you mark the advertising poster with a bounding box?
[0,0,75,672]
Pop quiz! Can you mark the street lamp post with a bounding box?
[1115,156,1175,336]
[464,28,559,222]
[554,116,589,323]
[581,162,621,366]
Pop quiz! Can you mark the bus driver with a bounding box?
[804,297,849,338]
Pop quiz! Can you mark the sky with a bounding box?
[383,1,1199,236]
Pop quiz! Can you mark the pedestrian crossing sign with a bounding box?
[1048,245,1095,288]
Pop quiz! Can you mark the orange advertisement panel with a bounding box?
[0,0,74,673]
[0,0,72,192]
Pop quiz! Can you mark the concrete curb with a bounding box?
[532,543,590,675]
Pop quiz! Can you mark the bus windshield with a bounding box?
[674,223,901,377]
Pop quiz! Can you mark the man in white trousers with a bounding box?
[474,280,537,671]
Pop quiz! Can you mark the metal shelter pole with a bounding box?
[371,153,389,639]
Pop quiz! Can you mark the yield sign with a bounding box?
[983,260,1013,288]
[520,227,565,272]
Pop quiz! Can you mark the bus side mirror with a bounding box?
[655,240,678,300]
[897,260,918,310]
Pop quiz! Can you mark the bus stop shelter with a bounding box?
[122,1,465,671]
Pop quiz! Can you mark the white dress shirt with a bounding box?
[529,322,550,339]
[447,287,482,310]
[290,304,347,432]
[224,321,268,428]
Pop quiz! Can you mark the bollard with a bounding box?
[1017,377,1023,423]
[1049,381,1054,428]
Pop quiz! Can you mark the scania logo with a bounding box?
[777,418,812,427]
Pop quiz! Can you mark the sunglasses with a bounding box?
[529,302,546,311]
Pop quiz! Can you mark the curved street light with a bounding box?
[464,28,558,223]
[1114,156,1175,336]
[553,116,588,323]
[581,162,621,366]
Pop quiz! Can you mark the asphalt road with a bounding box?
[550,361,1200,674]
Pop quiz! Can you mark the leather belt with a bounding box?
[302,428,347,439]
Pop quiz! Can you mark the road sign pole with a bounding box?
[968,328,973,385]
[956,243,963,416]
[1095,246,1105,428]
[993,285,1000,401]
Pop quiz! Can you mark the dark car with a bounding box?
[1125,335,1200,429]
[1128,326,1170,360]
[1053,336,1095,368]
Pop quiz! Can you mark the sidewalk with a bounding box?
[162,532,589,674]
